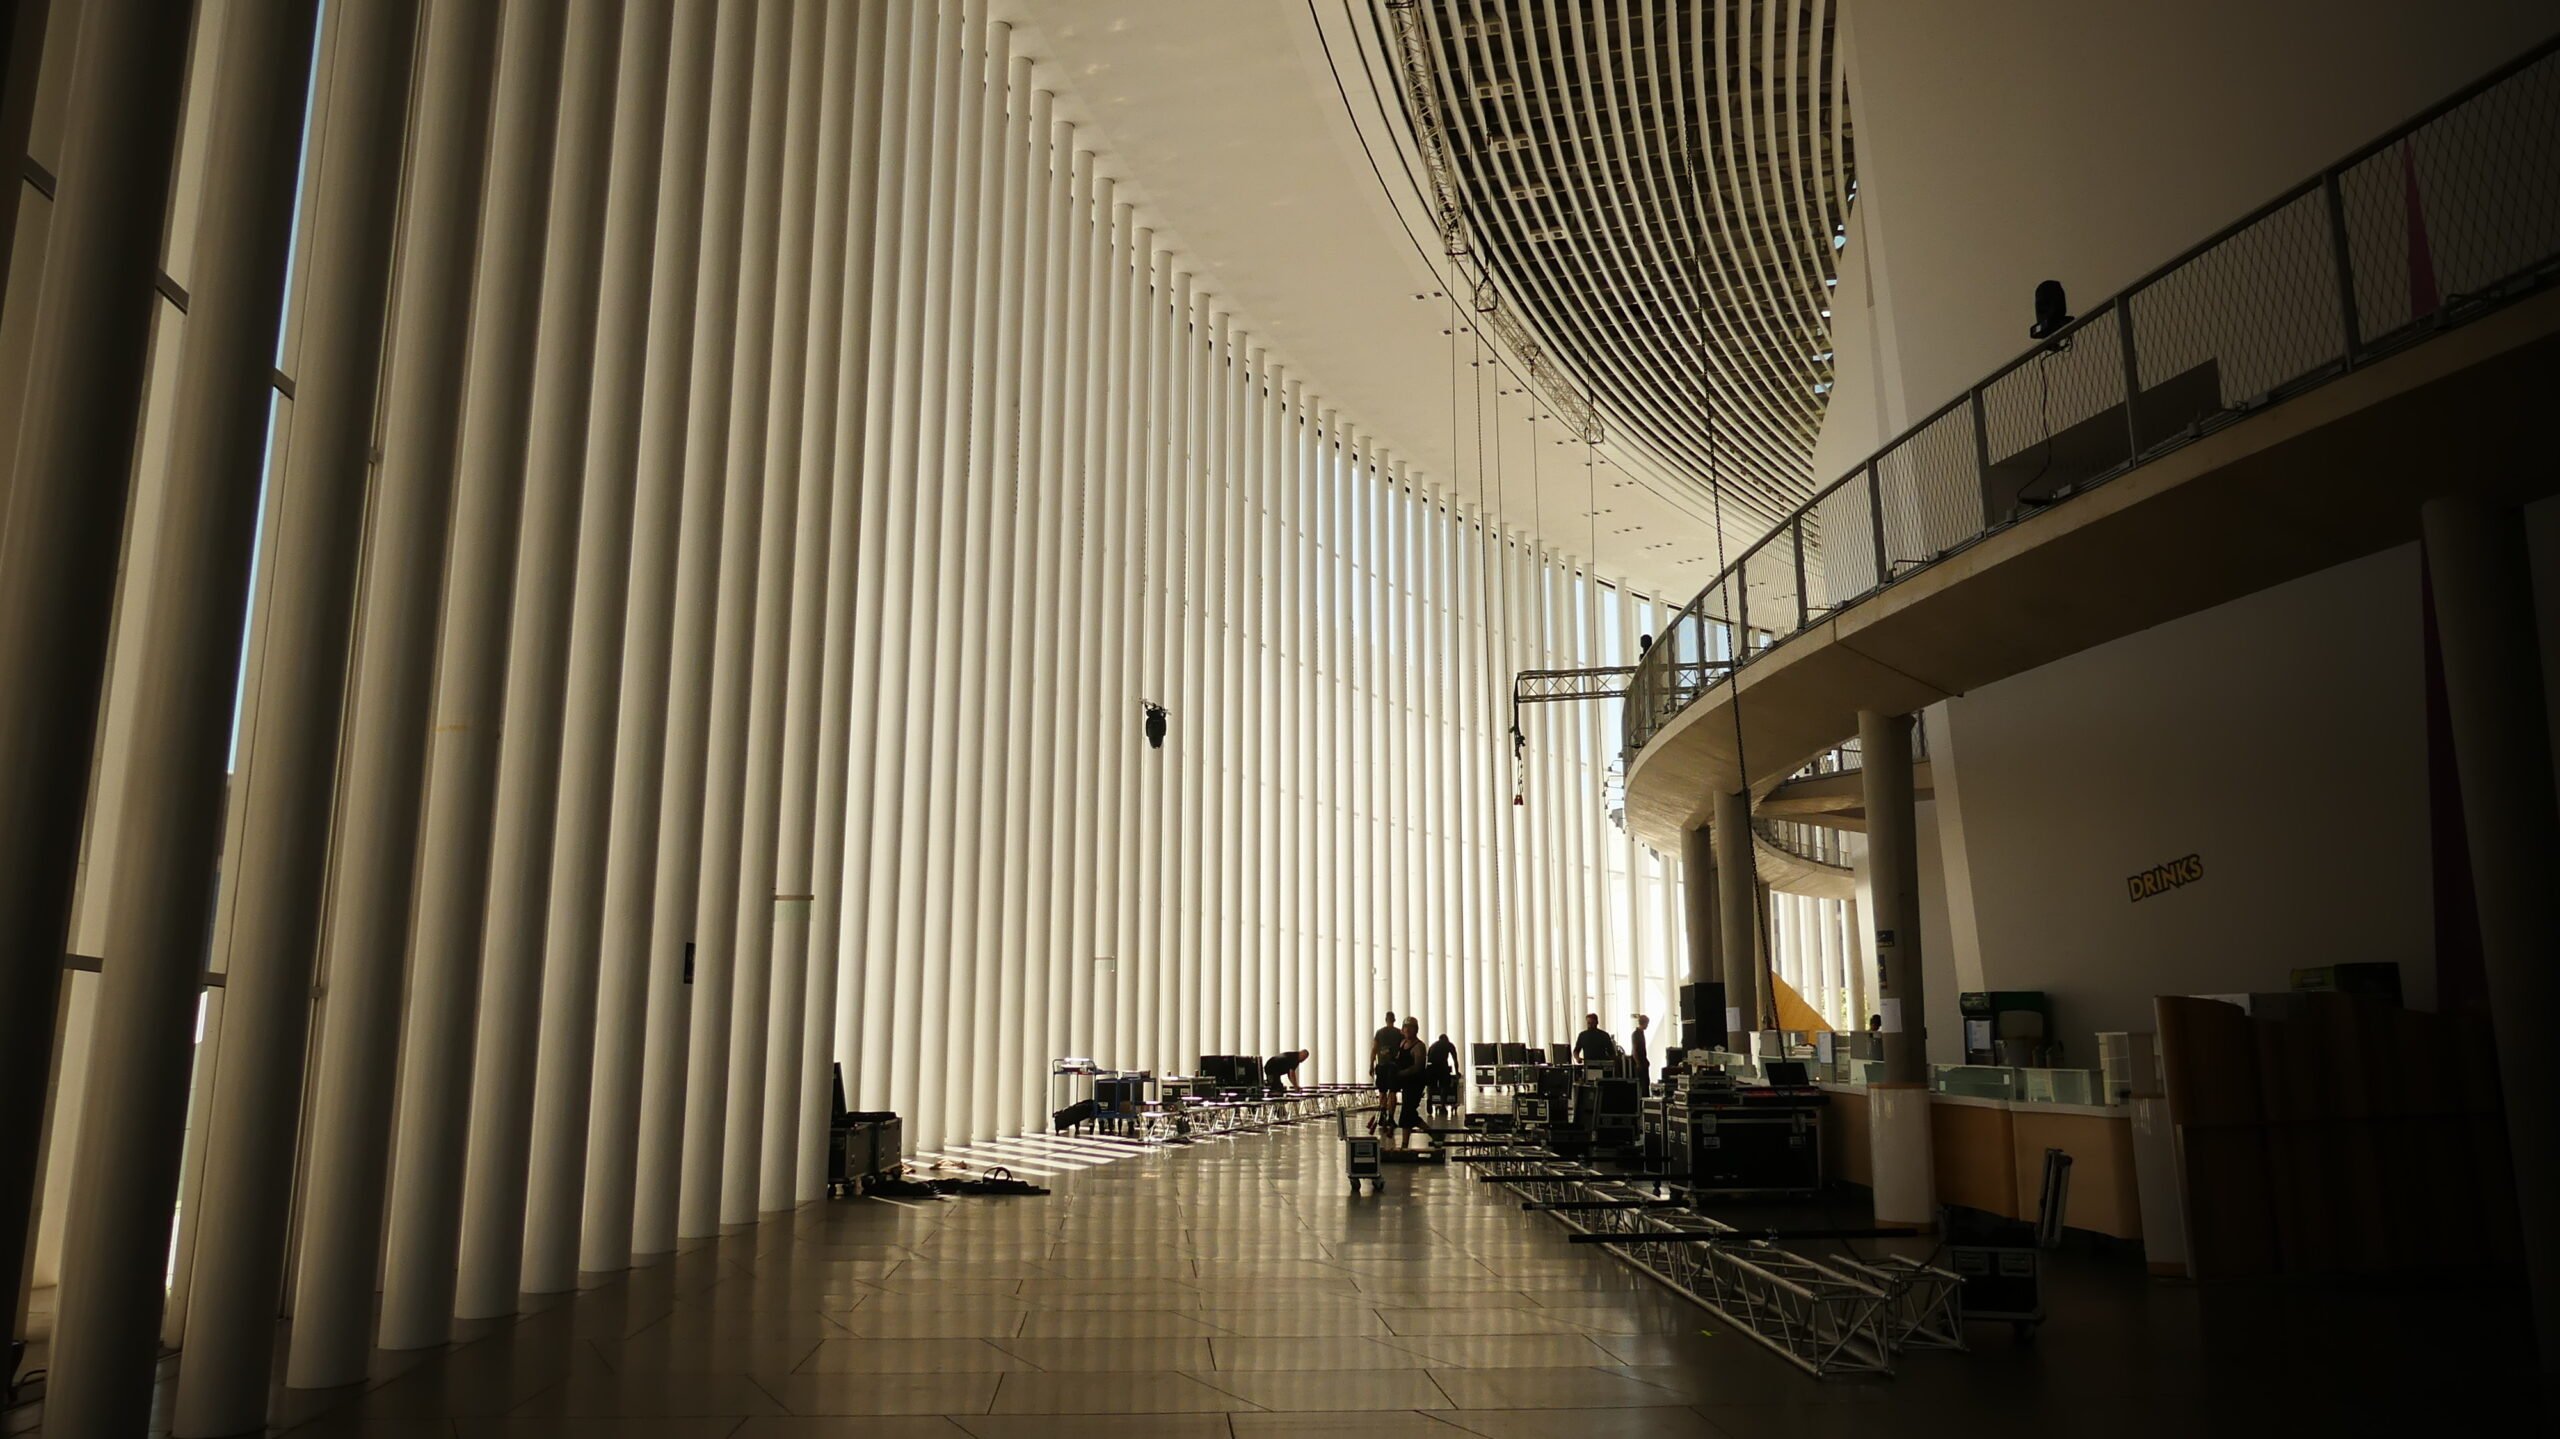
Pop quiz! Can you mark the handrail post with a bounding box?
[2116,295,2144,463]
[1866,460,1887,587]
[1791,517,1808,631]
[1969,386,1994,529]
[2321,168,2362,369]
[1733,566,1750,659]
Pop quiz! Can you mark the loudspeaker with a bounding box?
[1680,982,1727,1051]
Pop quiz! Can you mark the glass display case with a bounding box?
[1932,1064,2021,1100]
[1928,1064,2114,1105]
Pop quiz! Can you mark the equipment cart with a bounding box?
[1339,1108,1385,1194]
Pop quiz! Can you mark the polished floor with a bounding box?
[23,1114,2546,1436]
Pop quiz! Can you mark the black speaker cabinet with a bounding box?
[1680,982,1727,1051]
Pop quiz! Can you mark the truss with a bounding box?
[1512,665,1639,704]
[1461,1145,1964,1378]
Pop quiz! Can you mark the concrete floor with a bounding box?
[18,1114,2545,1436]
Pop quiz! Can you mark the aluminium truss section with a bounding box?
[1838,1254,1967,1353]
[1513,665,1639,705]
[1475,1151,1895,1378]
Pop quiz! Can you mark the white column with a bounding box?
[1245,353,1273,1056]
[1137,256,1172,1073]
[629,0,761,1262]
[674,0,791,1238]
[914,8,1000,1154]
[448,0,624,1322]
[848,0,938,1115]
[800,2,896,1193]
[1167,283,1193,1072]
[1116,232,1159,1073]
[517,0,689,1293]
[1075,184,1126,1065]
[43,3,318,1429]
[1062,161,1104,1080]
[286,0,504,1387]
[0,0,193,1337]
[956,42,1030,1145]
[1066,172,1119,1069]
[1214,320,1244,1055]
[983,81,1054,1141]
[881,0,967,1149]
[714,0,824,1223]
[169,2,416,1426]
[1023,132,1085,1122]
[1281,379,1309,1067]
[762,0,865,1209]
[375,0,571,1350]
[711,0,819,1218]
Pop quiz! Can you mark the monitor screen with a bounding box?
[1549,1042,1572,1065]
[1764,1060,1810,1088]
[1471,1042,1498,1066]
[1498,1042,1529,1064]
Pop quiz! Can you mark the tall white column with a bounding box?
[675,0,791,1238]
[910,6,995,1154]
[1131,249,1167,1072]
[519,0,689,1294]
[1001,99,1069,1137]
[449,0,625,1322]
[1216,315,1244,1054]
[951,40,1028,1146]
[761,0,864,1210]
[1164,273,1198,1076]
[170,3,416,1426]
[1861,707,1935,1226]
[287,0,504,1387]
[1036,140,1097,1114]
[799,1,896,1194]
[1066,173,1120,1069]
[879,0,965,1146]
[848,0,939,1115]
[1087,193,1133,1068]
[1276,368,1302,1059]
[42,4,319,1429]
[375,0,572,1350]
[630,0,761,1261]
[720,0,826,1224]
[0,0,193,1331]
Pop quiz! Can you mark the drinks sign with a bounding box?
[2127,853,2203,903]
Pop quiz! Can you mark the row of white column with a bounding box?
[1773,892,1867,1030]
[1,2,1676,1433]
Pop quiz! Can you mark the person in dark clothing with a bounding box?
[1573,1013,1618,1065]
[1630,1014,1651,1081]
[1425,1033,1460,1118]
[1394,1018,1429,1133]
[1372,1012,1402,1128]
[1263,1049,1309,1091]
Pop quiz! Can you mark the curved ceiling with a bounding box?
[998,0,1850,603]
[1374,0,1854,537]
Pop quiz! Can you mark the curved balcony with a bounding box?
[1619,36,2560,848]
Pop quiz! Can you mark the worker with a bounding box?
[1573,1012,1618,1065]
[1630,1014,1651,1081]
[1371,1012,1403,1130]
[1393,1018,1429,1134]
[1263,1049,1309,1091]
[1425,1033,1459,1117]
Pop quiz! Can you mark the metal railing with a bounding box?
[1756,817,1852,869]
[1624,36,2560,764]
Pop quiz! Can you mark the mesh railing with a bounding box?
[1625,35,2560,764]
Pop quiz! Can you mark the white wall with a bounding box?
[1838,0,2558,429]
[1921,547,2431,1063]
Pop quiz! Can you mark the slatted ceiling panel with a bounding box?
[1385,0,1851,548]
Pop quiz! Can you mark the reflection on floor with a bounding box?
[39,1117,2544,1436]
